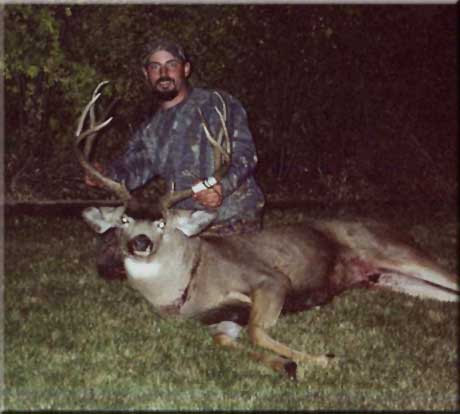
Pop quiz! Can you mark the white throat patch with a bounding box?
[124,257,162,280]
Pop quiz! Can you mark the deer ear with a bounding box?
[82,206,126,234]
[169,209,217,237]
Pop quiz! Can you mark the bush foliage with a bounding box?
[4,4,457,202]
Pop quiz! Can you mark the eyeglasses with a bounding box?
[145,59,181,72]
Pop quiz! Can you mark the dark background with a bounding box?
[4,4,458,210]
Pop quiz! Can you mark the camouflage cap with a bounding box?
[141,39,189,66]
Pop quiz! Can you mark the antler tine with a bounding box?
[87,81,109,157]
[75,93,102,138]
[159,188,194,213]
[213,91,228,147]
[75,81,110,136]
[92,80,110,99]
[213,106,231,164]
[75,113,113,147]
[75,82,131,202]
[209,92,231,179]
[197,109,231,173]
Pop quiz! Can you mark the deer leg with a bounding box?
[248,282,332,367]
[398,261,458,295]
[211,324,297,380]
[95,229,127,281]
[374,272,458,302]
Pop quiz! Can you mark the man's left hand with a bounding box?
[193,183,223,209]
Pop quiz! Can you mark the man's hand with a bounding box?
[84,162,105,188]
[193,183,223,209]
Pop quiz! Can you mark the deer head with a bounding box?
[82,206,216,263]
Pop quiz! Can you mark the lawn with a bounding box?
[4,206,459,410]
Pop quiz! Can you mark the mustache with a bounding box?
[156,77,175,85]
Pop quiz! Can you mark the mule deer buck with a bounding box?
[76,82,459,380]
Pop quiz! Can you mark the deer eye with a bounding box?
[120,214,131,225]
[156,220,165,230]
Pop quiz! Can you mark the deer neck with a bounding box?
[124,234,201,315]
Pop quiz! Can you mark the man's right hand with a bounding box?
[84,162,105,188]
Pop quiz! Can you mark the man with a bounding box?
[87,39,265,280]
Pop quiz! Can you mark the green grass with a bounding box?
[4,210,459,410]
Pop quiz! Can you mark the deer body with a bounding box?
[76,83,458,380]
[83,207,458,379]
[118,215,341,319]
[122,213,458,319]
[178,225,338,318]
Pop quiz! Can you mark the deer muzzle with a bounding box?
[128,234,154,257]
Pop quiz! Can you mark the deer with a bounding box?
[75,82,459,380]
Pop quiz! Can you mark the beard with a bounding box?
[153,77,179,102]
[153,89,179,102]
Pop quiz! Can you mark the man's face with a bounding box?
[143,50,191,104]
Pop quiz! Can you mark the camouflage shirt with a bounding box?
[108,87,265,225]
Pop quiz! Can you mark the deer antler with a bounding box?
[159,91,232,211]
[199,92,231,177]
[76,84,231,213]
[75,81,131,202]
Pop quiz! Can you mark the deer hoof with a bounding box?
[284,360,297,381]
[316,353,338,368]
[316,355,333,367]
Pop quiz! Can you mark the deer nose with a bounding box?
[128,234,153,254]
